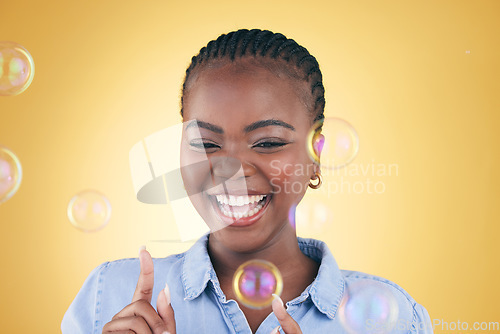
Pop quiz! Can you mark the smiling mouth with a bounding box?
[208,193,272,225]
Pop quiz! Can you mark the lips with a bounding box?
[208,193,272,227]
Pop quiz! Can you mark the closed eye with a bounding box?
[189,139,220,153]
[252,139,290,153]
[253,141,287,148]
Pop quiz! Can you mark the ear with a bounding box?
[312,163,321,178]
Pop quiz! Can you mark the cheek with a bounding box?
[180,144,209,195]
[265,158,314,198]
[179,144,214,223]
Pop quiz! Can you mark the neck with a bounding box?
[208,226,312,282]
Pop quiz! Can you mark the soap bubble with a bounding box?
[339,280,399,334]
[67,190,111,232]
[0,42,35,96]
[233,259,283,309]
[288,203,298,229]
[307,117,359,169]
[0,146,22,204]
[294,200,330,236]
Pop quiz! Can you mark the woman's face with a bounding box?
[180,61,318,253]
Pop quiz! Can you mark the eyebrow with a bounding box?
[185,119,296,134]
[185,120,223,134]
[244,119,295,132]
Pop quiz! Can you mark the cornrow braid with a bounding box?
[180,29,325,123]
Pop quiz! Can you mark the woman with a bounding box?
[62,28,432,334]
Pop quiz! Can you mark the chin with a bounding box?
[209,220,291,255]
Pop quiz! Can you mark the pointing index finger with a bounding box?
[132,246,155,303]
[272,294,302,334]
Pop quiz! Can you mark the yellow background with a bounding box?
[1,0,499,332]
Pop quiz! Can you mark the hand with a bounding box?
[270,294,302,334]
[102,247,176,334]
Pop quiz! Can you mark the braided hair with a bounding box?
[180,29,325,123]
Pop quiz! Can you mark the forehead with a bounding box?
[183,61,311,125]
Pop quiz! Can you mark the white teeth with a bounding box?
[215,194,266,207]
[214,194,268,220]
[220,203,264,219]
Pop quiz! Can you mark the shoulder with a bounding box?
[341,269,416,307]
[296,237,432,332]
[98,252,186,279]
[84,252,186,292]
[94,252,187,307]
[61,252,187,334]
[340,270,433,333]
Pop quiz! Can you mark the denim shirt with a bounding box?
[61,235,433,333]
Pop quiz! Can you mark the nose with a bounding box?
[210,155,257,180]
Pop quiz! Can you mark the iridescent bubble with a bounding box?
[233,259,283,309]
[67,190,112,232]
[288,204,298,229]
[0,42,35,96]
[339,280,399,334]
[295,200,330,236]
[306,117,359,169]
[0,146,22,204]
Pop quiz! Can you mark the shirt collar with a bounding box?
[296,237,345,319]
[181,234,345,319]
[181,233,213,300]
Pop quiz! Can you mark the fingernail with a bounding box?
[164,282,171,305]
[138,245,146,256]
[271,325,280,334]
[162,332,170,334]
[272,294,284,308]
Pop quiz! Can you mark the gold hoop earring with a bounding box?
[308,172,322,189]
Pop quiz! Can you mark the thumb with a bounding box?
[272,294,302,334]
[157,282,176,334]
